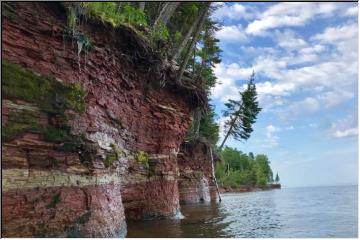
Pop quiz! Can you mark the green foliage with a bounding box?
[254,154,273,186]
[135,150,157,176]
[219,171,243,187]
[199,106,219,145]
[275,172,280,183]
[86,2,147,27]
[46,193,61,209]
[173,31,182,44]
[221,72,261,147]
[136,150,150,168]
[216,147,274,188]
[149,22,170,42]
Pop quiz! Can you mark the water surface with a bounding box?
[127,185,358,238]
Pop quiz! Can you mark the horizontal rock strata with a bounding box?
[1,2,200,237]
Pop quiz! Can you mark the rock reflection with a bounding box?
[127,186,357,238]
[126,201,231,237]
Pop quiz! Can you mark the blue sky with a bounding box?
[210,2,358,187]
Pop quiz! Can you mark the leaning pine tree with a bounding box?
[219,71,261,150]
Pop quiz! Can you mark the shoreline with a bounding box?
[219,184,281,193]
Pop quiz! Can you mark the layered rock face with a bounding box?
[2,2,192,237]
[177,139,219,204]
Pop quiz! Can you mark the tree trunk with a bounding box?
[172,15,200,61]
[209,145,222,202]
[194,107,202,137]
[176,2,210,84]
[219,115,238,150]
[138,2,145,11]
[153,2,180,27]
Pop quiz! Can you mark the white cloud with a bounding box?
[313,23,358,44]
[299,44,326,55]
[245,2,349,36]
[264,125,281,148]
[256,81,295,96]
[344,6,358,16]
[240,46,279,56]
[275,29,307,50]
[333,128,358,138]
[215,24,248,42]
[257,94,285,112]
[211,63,252,102]
[286,126,295,130]
[291,97,320,113]
[212,3,257,21]
[211,4,357,127]
[317,90,354,108]
[329,114,358,139]
[278,97,320,120]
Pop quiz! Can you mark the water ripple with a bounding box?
[127,186,358,238]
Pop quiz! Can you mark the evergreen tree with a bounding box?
[275,173,280,183]
[219,72,261,149]
[176,2,211,84]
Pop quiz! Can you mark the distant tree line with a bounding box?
[216,147,280,187]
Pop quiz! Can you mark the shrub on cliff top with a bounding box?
[85,2,148,28]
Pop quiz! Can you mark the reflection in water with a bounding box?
[126,186,358,238]
[126,202,231,238]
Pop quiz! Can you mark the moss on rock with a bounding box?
[2,109,41,141]
[46,193,61,209]
[135,150,149,168]
[2,61,86,114]
[104,143,122,167]
[2,61,87,152]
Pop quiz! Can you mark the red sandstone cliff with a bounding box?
[177,138,220,204]
[1,2,216,237]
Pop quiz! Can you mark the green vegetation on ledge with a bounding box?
[135,150,156,176]
[136,150,150,168]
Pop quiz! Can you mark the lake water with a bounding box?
[126,185,358,238]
